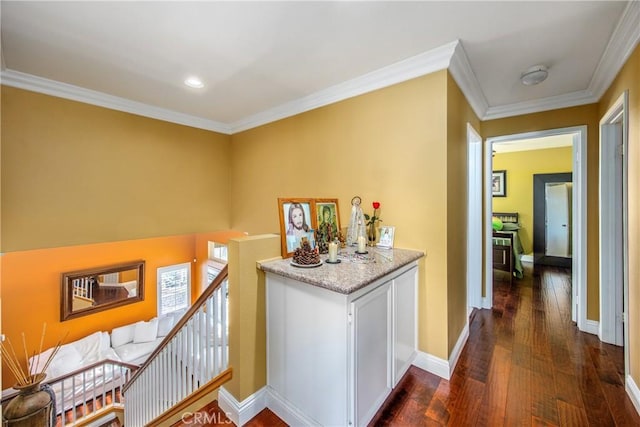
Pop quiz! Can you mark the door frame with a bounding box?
[467,124,483,313]
[484,126,588,332]
[599,91,628,355]
[533,173,573,267]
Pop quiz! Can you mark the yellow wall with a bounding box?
[598,43,640,390]
[231,71,454,359]
[483,104,600,321]
[0,86,232,252]
[446,73,481,353]
[226,234,280,401]
[492,146,573,254]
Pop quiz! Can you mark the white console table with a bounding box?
[260,247,423,427]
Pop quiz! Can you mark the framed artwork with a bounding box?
[314,199,340,247]
[377,226,395,249]
[492,170,507,197]
[278,198,317,258]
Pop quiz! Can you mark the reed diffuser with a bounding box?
[0,323,66,386]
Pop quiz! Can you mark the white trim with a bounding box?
[412,322,468,380]
[2,0,638,135]
[0,69,232,134]
[626,375,640,416]
[481,1,640,121]
[520,254,533,263]
[412,351,451,380]
[449,43,488,120]
[229,41,458,133]
[483,90,597,121]
[467,124,483,311]
[588,1,640,100]
[217,386,267,427]
[583,319,600,336]
[483,136,494,310]
[599,91,629,352]
[485,126,587,331]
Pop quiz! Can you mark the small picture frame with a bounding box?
[377,226,395,249]
[278,198,317,258]
[314,199,340,248]
[492,170,507,197]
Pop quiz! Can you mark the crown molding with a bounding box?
[480,1,639,121]
[229,40,459,133]
[483,89,598,121]
[588,0,640,100]
[448,41,489,120]
[0,69,233,134]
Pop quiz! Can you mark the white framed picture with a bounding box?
[377,225,395,248]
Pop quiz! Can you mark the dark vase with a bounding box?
[368,222,377,246]
[3,374,53,427]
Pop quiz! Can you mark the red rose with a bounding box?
[372,202,380,209]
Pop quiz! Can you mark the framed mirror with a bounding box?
[61,260,145,321]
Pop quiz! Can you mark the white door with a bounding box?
[545,183,571,257]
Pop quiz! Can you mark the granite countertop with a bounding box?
[260,247,424,294]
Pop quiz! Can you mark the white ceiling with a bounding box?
[1,1,639,134]
[493,134,574,153]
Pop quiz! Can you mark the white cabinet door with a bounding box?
[393,266,417,386]
[351,281,392,427]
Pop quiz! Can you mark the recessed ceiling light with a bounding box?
[184,76,204,89]
[520,65,548,86]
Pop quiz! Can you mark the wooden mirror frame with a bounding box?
[61,260,145,321]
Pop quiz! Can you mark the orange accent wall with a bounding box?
[1,230,241,389]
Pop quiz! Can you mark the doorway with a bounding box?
[484,127,587,330]
[599,91,628,354]
[533,173,572,268]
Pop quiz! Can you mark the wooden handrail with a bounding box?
[144,367,233,427]
[123,264,229,392]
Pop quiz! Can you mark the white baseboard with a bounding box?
[626,375,640,416]
[412,322,469,380]
[218,386,267,427]
[264,386,321,427]
[520,254,533,263]
[583,319,600,336]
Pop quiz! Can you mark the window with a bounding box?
[208,241,228,262]
[205,242,227,289]
[157,263,191,316]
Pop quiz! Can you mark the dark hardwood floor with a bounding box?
[370,264,640,426]
[180,264,639,426]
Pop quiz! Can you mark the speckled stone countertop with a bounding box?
[260,247,424,295]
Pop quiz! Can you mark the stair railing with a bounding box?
[122,265,231,426]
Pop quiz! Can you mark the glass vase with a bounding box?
[367,223,377,247]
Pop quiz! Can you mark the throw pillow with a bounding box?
[133,318,159,343]
[111,323,136,347]
[157,314,175,337]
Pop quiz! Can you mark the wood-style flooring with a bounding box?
[370,264,640,426]
[180,264,639,426]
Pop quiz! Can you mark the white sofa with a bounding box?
[110,310,184,365]
[24,311,185,414]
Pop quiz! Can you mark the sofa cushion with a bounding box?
[133,318,159,343]
[113,338,162,364]
[48,344,83,378]
[111,323,136,347]
[157,314,175,337]
[72,331,104,366]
